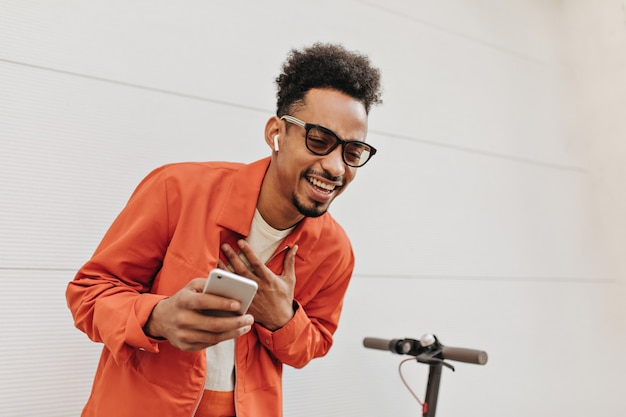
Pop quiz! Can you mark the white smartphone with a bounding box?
[202,268,258,316]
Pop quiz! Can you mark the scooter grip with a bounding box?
[441,347,488,365]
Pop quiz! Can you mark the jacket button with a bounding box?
[265,339,270,344]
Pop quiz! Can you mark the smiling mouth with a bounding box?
[307,177,337,193]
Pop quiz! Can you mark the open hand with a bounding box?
[219,240,298,331]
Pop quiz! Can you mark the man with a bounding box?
[66,42,382,417]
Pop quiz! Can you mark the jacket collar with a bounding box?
[217,157,269,237]
[216,157,324,260]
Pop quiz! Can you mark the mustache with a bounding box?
[305,169,344,186]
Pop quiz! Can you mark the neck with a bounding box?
[257,179,304,231]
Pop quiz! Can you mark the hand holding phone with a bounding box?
[202,268,258,316]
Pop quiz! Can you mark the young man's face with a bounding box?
[275,88,369,219]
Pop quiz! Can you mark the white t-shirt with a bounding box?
[204,209,294,391]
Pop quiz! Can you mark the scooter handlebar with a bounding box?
[363,337,488,365]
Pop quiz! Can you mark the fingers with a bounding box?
[284,244,298,275]
[217,258,233,272]
[221,241,259,276]
[171,313,254,352]
[145,279,255,352]
[221,240,298,278]
[221,241,298,331]
[235,241,264,273]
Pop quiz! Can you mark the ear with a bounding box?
[264,116,281,153]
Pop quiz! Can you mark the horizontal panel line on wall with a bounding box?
[0,57,269,114]
[374,129,587,173]
[354,273,614,284]
[357,0,559,66]
[4,268,612,284]
[1,57,581,172]
[0,267,76,272]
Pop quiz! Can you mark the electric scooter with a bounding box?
[363,335,488,417]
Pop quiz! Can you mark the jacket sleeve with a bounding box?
[66,167,174,363]
[254,246,354,369]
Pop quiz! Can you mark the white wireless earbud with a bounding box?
[273,135,280,151]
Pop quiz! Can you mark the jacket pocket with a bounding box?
[133,343,205,395]
[239,331,282,393]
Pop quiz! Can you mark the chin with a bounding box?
[292,195,329,218]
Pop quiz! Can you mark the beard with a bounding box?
[292,193,328,218]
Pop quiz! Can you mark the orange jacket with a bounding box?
[66,157,354,417]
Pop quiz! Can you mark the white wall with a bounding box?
[1,1,624,416]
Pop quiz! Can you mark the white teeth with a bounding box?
[309,177,335,191]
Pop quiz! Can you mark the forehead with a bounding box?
[297,88,368,140]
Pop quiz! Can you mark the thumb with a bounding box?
[188,277,208,293]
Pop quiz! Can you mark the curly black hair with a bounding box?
[275,43,382,116]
